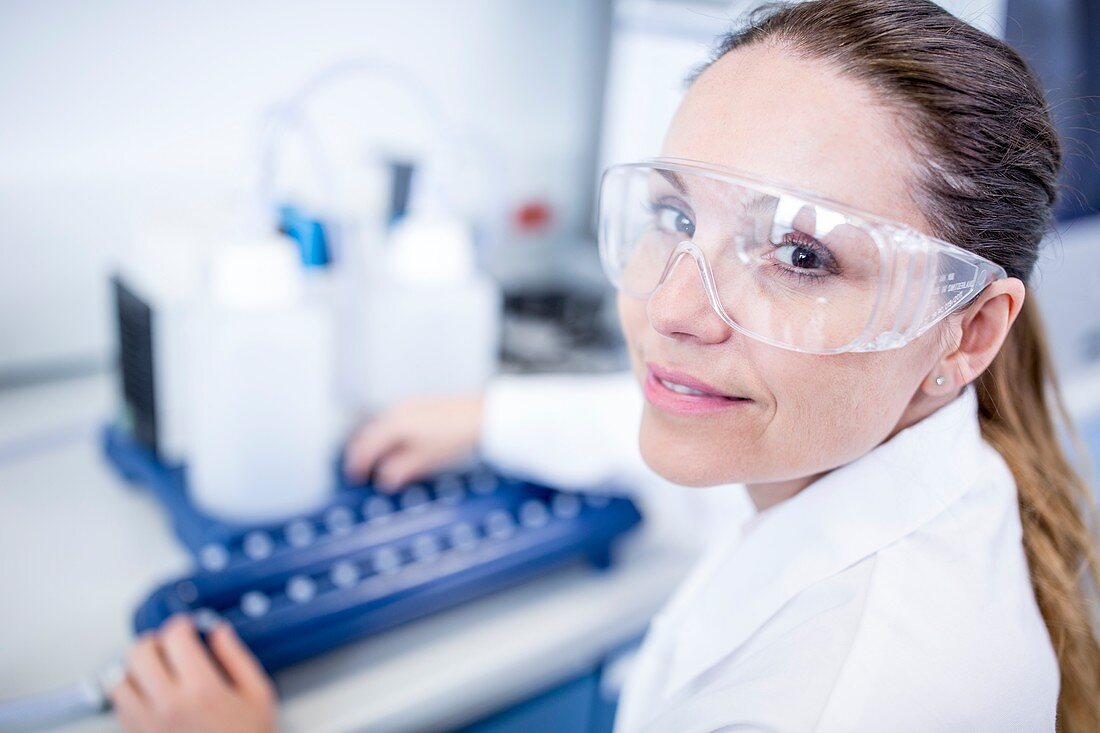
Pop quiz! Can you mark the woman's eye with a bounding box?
[653,204,695,237]
[773,244,824,270]
[770,232,837,274]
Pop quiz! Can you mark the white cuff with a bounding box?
[478,371,647,490]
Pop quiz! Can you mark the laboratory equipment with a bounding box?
[103,423,642,673]
[112,239,206,466]
[258,60,505,414]
[110,60,506,487]
[359,207,502,409]
[187,236,338,522]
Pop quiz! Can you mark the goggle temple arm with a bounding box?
[906,248,1008,345]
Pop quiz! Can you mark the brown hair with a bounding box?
[696,1,1100,728]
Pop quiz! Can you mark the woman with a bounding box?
[112,1,1100,730]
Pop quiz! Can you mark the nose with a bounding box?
[646,242,733,344]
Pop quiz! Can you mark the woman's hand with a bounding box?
[343,393,485,491]
[111,614,278,733]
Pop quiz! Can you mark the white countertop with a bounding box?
[0,374,698,733]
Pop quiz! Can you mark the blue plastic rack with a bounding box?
[102,425,642,672]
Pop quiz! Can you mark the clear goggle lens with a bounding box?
[598,161,1004,354]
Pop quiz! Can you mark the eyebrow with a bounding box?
[656,168,688,194]
[651,168,780,217]
[746,192,777,216]
[655,168,767,208]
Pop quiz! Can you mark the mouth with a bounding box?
[657,377,717,396]
[643,362,751,415]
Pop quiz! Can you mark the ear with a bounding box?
[921,278,1026,395]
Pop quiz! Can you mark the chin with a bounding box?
[638,420,745,487]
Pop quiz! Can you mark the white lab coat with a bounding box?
[479,372,1059,732]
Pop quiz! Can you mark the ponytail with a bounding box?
[976,297,1100,731]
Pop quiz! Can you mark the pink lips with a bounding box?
[643,362,750,415]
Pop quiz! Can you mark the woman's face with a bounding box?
[619,44,951,501]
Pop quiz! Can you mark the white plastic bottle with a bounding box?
[357,214,501,412]
[188,237,337,523]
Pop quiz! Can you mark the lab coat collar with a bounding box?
[659,385,985,700]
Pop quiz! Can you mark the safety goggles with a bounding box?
[597,158,1007,354]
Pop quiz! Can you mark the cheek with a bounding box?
[759,350,928,472]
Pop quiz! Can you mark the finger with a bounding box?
[158,613,222,689]
[207,622,275,701]
[374,446,437,490]
[127,632,175,701]
[344,420,404,482]
[110,675,152,733]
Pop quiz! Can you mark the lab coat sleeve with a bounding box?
[477,370,651,492]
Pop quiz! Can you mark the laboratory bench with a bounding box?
[0,373,698,733]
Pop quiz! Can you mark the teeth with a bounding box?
[660,377,709,396]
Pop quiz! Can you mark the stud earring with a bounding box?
[935,376,946,386]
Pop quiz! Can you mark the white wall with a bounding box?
[596,0,1007,205]
[0,0,612,377]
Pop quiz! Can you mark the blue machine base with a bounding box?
[101,425,643,677]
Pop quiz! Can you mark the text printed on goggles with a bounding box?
[597,158,1007,354]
